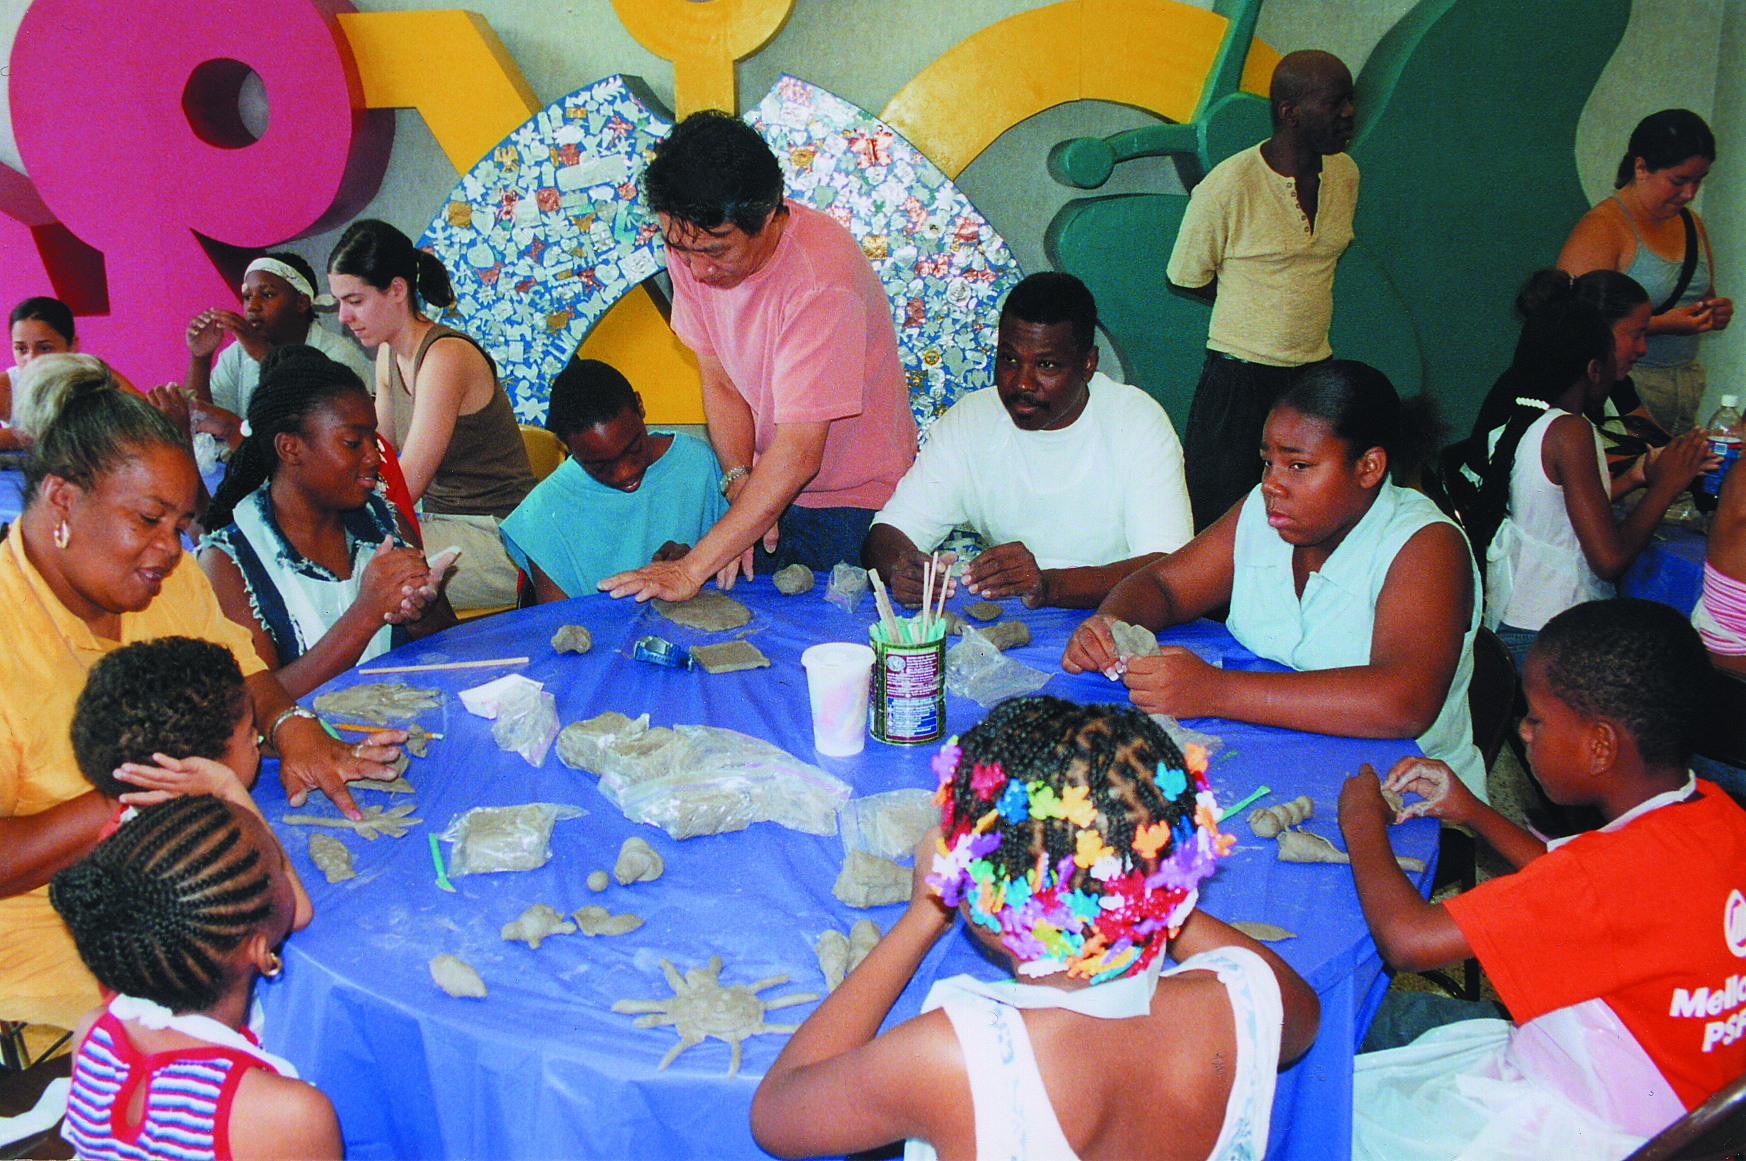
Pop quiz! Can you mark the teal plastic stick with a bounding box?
[1220,785,1270,821]
[429,834,456,893]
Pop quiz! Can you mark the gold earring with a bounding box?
[263,951,283,979]
[53,520,69,549]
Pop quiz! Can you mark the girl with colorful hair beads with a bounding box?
[50,794,340,1159]
[752,695,1319,1161]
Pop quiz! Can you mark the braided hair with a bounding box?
[205,344,371,531]
[932,696,1224,981]
[71,637,248,798]
[50,795,277,1013]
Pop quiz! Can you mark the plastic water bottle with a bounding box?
[1702,394,1744,499]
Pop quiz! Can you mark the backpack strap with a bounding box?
[1655,209,1700,316]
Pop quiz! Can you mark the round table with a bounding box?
[255,577,1434,1161]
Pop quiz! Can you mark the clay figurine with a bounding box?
[611,956,818,1078]
[1275,827,1425,872]
[307,834,355,883]
[1248,795,1314,839]
[501,903,576,949]
[847,919,880,970]
[312,682,440,725]
[772,564,815,595]
[814,930,850,991]
[652,592,751,633]
[282,802,421,840]
[572,904,644,936]
[614,835,664,885]
[551,624,592,654]
[430,954,487,998]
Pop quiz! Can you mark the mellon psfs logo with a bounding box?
[1726,889,1746,957]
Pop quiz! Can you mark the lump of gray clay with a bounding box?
[572,904,644,936]
[832,850,909,908]
[307,834,355,883]
[1107,620,1160,658]
[587,870,609,892]
[552,624,592,654]
[502,903,576,949]
[772,564,815,595]
[982,621,1031,652]
[430,954,487,998]
[963,601,1001,622]
[614,835,664,884]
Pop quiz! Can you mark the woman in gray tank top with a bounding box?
[1558,109,1732,434]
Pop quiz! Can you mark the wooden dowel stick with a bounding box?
[359,657,528,674]
[331,722,445,739]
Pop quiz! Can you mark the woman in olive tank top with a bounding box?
[327,220,534,608]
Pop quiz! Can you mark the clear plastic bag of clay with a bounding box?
[603,725,851,839]
[1146,712,1223,757]
[491,682,560,766]
[823,563,869,614]
[440,802,585,875]
[945,628,1052,706]
[838,788,936,859]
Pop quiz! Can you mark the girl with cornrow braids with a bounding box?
[201,344,454,699]
[51,795,339,1159]
[753,695,1320,1161]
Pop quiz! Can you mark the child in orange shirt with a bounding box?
[1340,598,1746,1159]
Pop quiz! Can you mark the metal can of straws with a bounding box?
[868,623,945,745]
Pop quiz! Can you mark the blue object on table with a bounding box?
[631,634,691,669]
[256,579,1433,1161]
[1619,525,1706,614]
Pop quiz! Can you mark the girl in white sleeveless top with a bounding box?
[751,696,1319,1161]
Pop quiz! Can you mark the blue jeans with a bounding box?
[754,505,877,574]
[1495,622,1537,675]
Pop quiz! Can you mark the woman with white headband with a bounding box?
[184,252,375,447]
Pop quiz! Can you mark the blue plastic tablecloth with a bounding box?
[254,578,1433,1161]
[1620,525,1706,615]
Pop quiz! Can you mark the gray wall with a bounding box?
[0,0,1735,415]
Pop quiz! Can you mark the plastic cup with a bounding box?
[801,642,876,757]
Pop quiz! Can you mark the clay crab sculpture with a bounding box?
[611,956,817,1077]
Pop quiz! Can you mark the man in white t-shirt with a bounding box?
[864,272,1192,609]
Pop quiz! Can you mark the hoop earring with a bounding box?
[53,520,69,550]
[263,951,283,979]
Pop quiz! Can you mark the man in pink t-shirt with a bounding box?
[601,111,916,602]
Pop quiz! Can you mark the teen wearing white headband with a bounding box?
[184,250,375,448]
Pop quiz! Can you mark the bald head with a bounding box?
[1269,50,1355,152]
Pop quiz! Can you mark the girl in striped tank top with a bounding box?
[49,795,338,1160]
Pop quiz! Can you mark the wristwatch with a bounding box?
[719,465,750,495]
[266,704,318,745]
